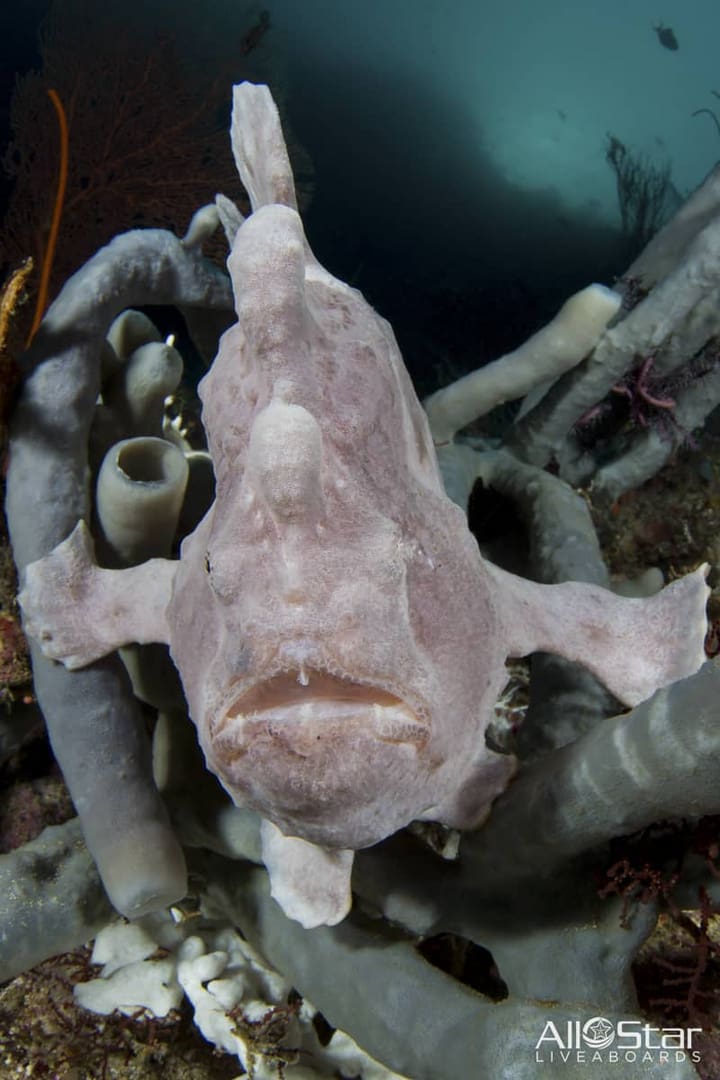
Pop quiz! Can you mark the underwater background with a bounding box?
[2,3,720,1078]
[2,0,718,393]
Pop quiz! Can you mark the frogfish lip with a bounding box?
[206,670,433,846]
[209,670,430,759]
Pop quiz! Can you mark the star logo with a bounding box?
[583,1017,615,1048]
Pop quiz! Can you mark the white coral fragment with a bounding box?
[73,907,407,1079]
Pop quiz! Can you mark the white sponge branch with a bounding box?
[422,283,621,443]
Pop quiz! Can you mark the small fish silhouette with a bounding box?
[240,10,270,56]
[653,22,679,50]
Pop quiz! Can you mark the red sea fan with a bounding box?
[0,2,281,316]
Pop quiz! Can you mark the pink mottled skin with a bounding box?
[19,84,710,928]
[168,203,516,852]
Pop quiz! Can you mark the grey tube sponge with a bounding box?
[106,308,162,362]
[590,360,720,501]
[459,446,611,587]
[626,161,720,287]
[0,819,113,983]
[96,437,189,565]
[5,226,232,919]
[104,340,184,437]
[23,646,188,920]
[458,657,720,893]
[7,226,230,574]
[510,212,720,470]
[423,283,621,444]
[95,436,191,713]
[199,854,696,1080]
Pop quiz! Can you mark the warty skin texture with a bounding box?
[169,201,517,843]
